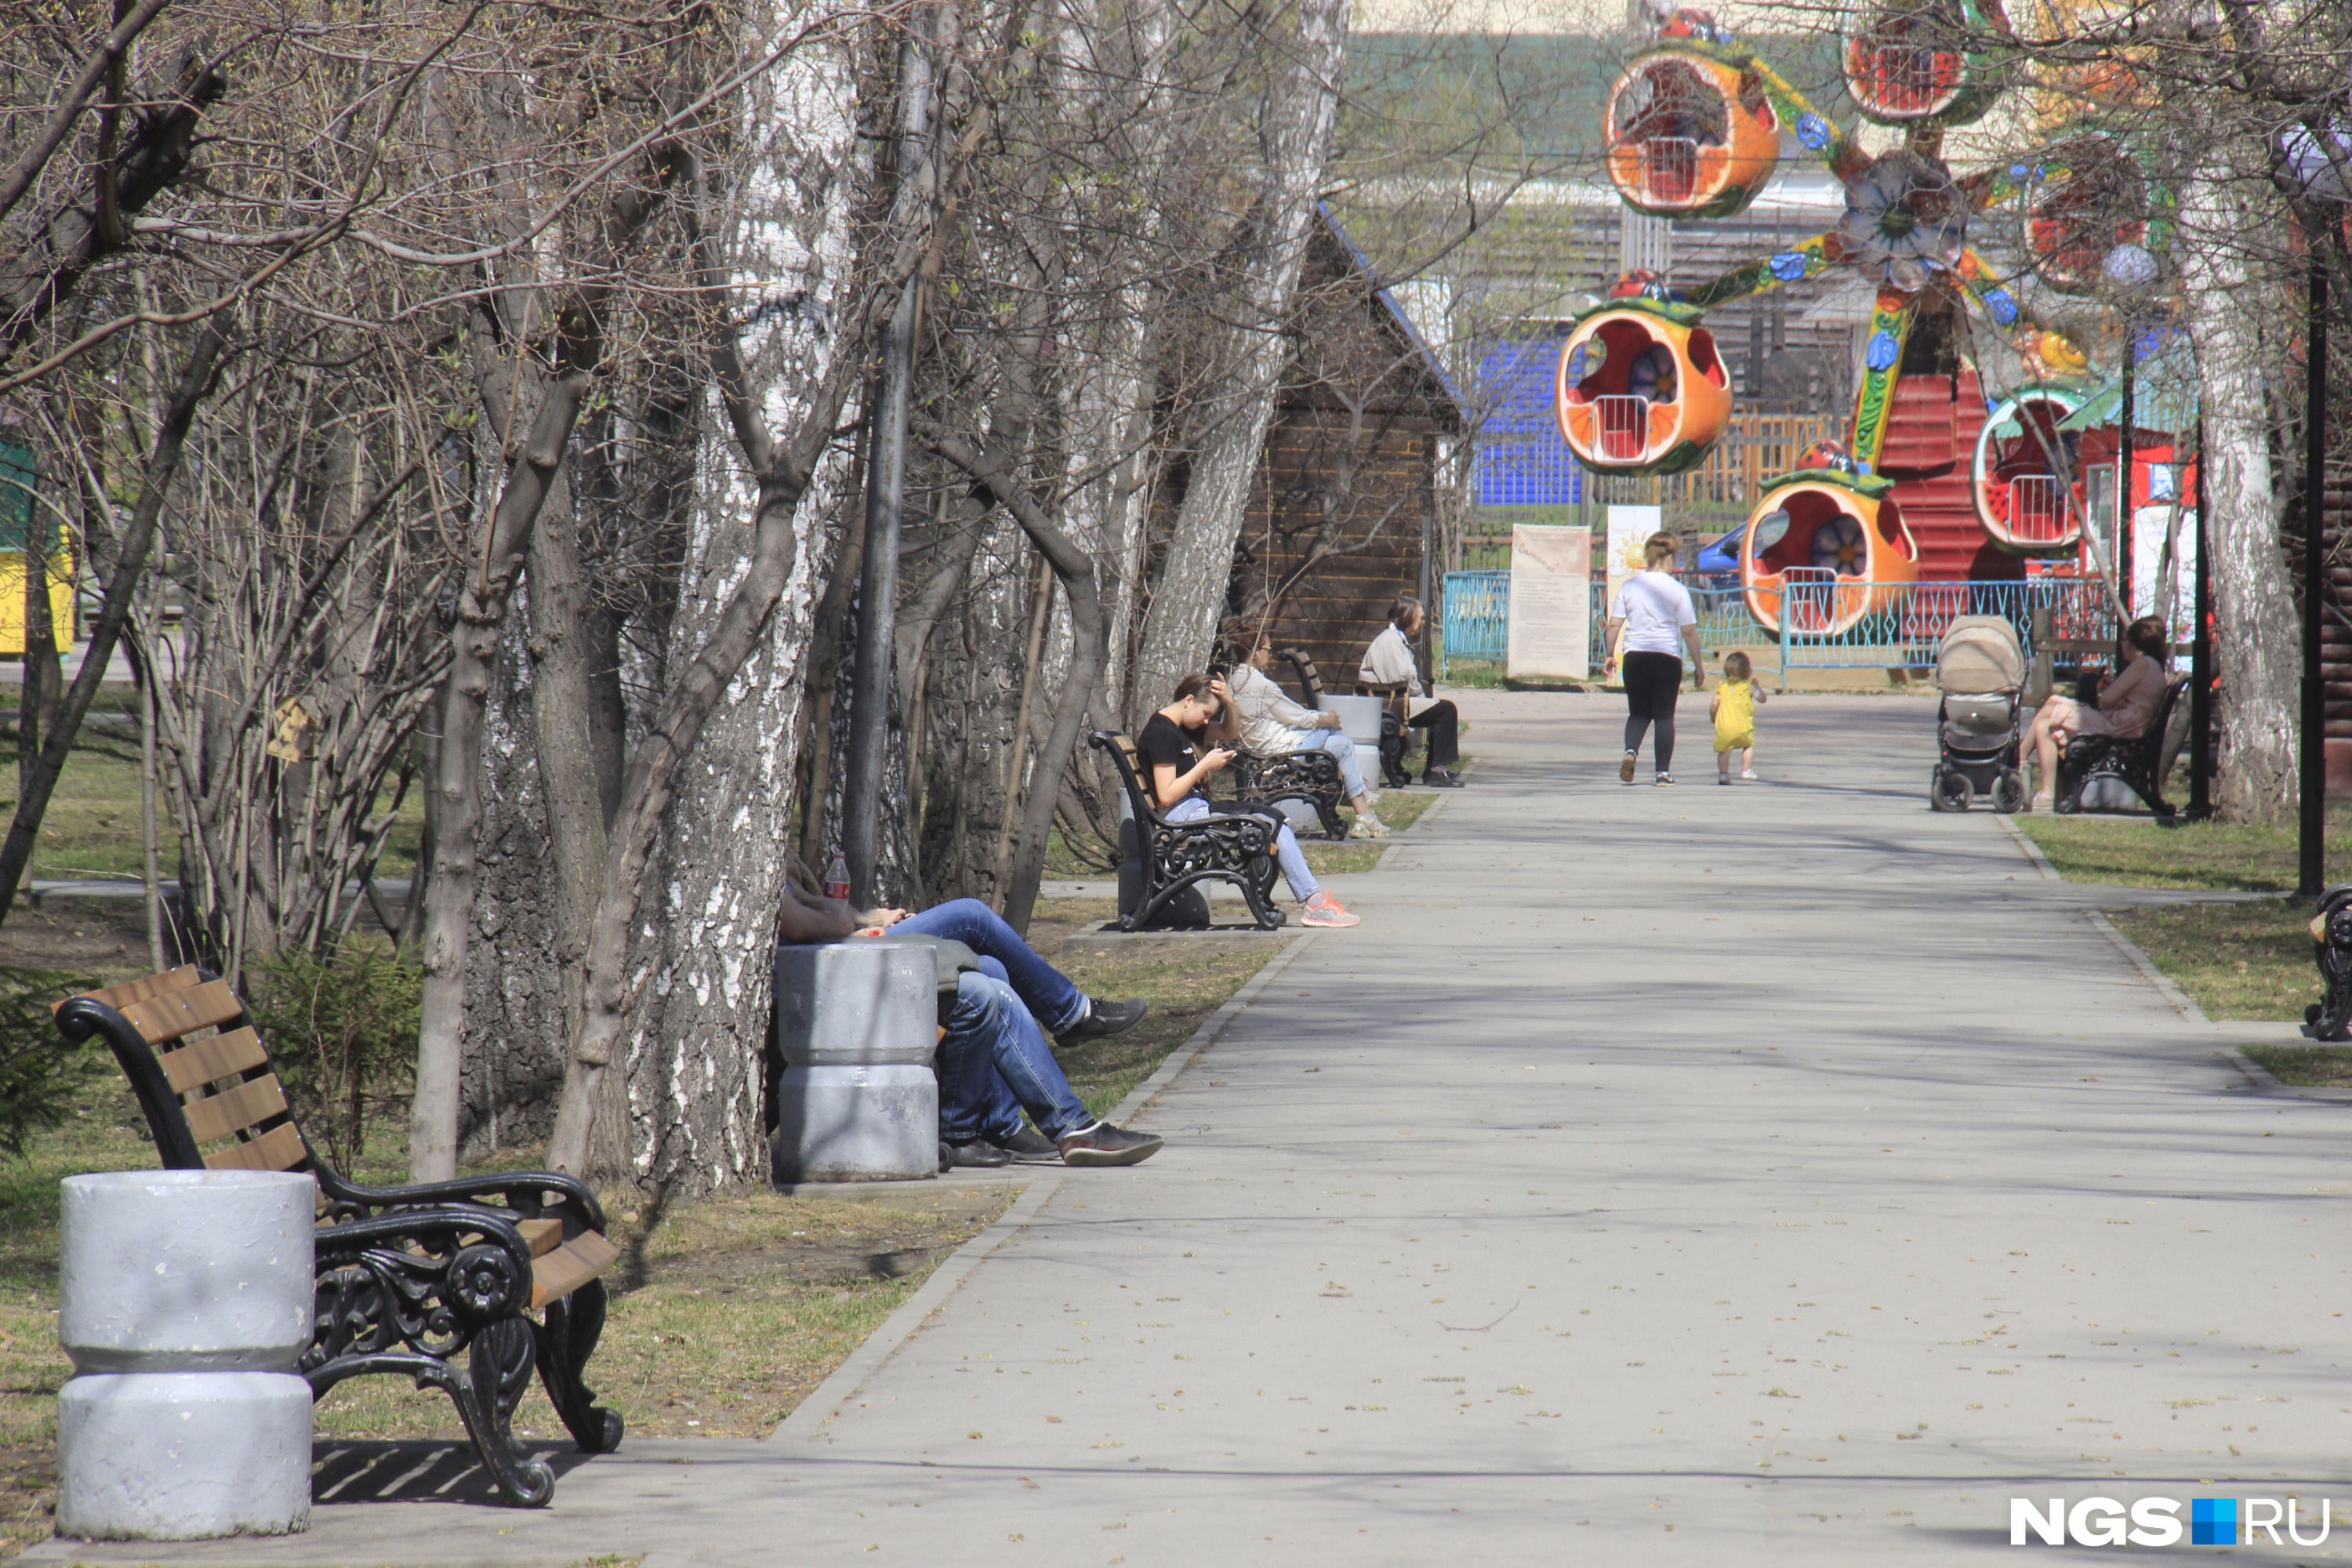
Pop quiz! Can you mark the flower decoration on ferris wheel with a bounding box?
[1558,0,2179,641]
[1832,151,1967,294]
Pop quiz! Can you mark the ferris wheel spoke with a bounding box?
[1682,231,1840,311]
[1846,288,1919,474]
[1951,247,2092,378]
[1744,57,1873,184]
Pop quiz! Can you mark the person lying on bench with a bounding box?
[1358,594,1464,788]
[1140,673,1360,928]
[1223,621,1391,840]
[775,862,1161,1167]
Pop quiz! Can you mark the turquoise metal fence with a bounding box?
[1773,576,2114,673]
[1439,571,1509,672]
[1443,571,2115,682]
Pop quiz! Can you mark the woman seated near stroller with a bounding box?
[2024,615,2169,811]
[1138,674,1360,928]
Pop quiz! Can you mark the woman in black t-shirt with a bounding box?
[1139,673,1359,928]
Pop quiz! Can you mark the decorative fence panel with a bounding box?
[1439,571,1509,671]
[1441,572,2116,683]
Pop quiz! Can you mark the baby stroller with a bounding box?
[1929,615,2027,813]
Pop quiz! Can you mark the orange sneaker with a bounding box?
[1301,892,1360,927]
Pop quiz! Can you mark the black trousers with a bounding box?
[1621,651,1683,772]
[1407,699,1459,771]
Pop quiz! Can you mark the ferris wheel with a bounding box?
[1559,0,2161,637]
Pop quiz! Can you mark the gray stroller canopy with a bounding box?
[1936,615,2026,695]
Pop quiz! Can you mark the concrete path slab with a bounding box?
[31,693,2350,1566]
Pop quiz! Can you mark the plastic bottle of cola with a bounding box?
[825,852,851,902]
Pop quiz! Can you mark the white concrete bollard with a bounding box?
[772,942,938,1182]
[56,1171,314,1540]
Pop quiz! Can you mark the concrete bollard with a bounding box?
[56,1171,314,1540]
[772,942,938,1182]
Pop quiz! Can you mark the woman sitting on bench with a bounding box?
[2025,615,2169,811]
[1138,673,1360,928]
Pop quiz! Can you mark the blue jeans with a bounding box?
[935,963,1094,1144]
[1165,795,1320,902]
[892,898,1087,1033]
[1277,727,1369,800]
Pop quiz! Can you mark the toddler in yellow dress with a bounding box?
[1711,651,1766,783]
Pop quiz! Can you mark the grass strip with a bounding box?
[2238,1045,2352,1088]
[2100,899,2314,1022]
[2015,806,2352,893]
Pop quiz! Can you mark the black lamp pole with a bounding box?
[2302,259,2328,898]
[2118,324,2136,615]
[2189,415,2212,819]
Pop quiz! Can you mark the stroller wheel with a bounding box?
[1991,770,2026,815]
[1930,767,1973,812]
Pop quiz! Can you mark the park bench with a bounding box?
[2302,884,2352,1040]
[1352,676,1421,789]
[53,966,622,1508]
[1091,731,1284,931]
[1226,650,1348,840]
[2053,675,2190,818]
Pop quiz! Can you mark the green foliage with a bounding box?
[246,941,420,1170]
[0,967,103,1160]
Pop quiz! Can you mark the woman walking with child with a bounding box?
[1711,652,1766,783]
[1602,530,1704,786]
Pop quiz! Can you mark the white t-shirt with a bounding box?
[1612,571,1697,658]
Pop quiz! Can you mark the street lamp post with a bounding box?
[2286,124,2350,895]
[2189,416,2212,819]
[2302,259,2328,898]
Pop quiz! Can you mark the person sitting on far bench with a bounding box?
[773,860,1161,1168]
[1222,621,1392,840]
[1358,593,1464,788]
[1141,674,1362,927]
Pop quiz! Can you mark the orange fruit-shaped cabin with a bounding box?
[1606,49,1781,220]
[1553,299,1731,477]
[1739,469,1920,637]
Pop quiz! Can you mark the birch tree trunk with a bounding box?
[2179,162,2299,824]
[543,2,884,1190]
[1129,0,1348,710]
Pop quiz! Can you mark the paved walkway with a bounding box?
[37,693,2349,1566]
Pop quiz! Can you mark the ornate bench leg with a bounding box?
[464,1315,556,1505]
[2309,921,2352,1040]
[536,1281,625,1453]
[310,1338,554,1508]
[1240,858,1284,930]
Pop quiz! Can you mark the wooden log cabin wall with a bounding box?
[1223,212,1467,681]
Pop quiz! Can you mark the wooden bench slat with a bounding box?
[203,1120,308,1173]
[156,1026,272,1094]
[118,979,245,1046]
[183,1073,290,1145]
[515,1218,564,1258]
[530,1230,619,1310]
[70,966,205,1014]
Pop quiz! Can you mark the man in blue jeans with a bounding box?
[774,862,1160,1168]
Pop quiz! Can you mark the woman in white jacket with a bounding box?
[1224,628,1390,838]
